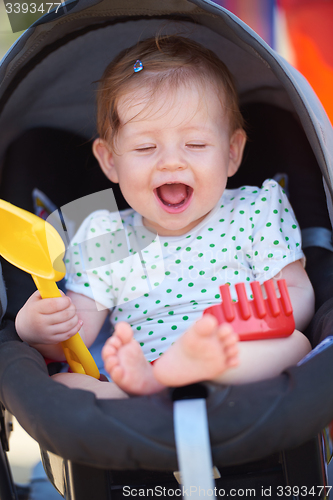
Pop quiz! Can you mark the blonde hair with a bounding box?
[96,35,244,147]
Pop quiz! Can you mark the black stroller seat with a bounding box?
[1,1,333,499]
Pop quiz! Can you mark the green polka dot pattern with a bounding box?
[65,180,303,363]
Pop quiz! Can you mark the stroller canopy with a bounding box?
[0,0,332,197]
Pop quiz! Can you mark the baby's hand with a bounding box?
[15,290,82,346]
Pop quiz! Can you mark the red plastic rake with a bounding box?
[203,279,295,341]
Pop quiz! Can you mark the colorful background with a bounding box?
[216,0,333,125]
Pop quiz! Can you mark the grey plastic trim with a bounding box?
[301,227,333,252]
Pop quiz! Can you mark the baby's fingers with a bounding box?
[36,295,73,315]
[43,318,83,344]
[46,303,78,326]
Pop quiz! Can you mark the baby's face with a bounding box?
[96,81,245,236]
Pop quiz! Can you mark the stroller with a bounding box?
[1,0,333,498]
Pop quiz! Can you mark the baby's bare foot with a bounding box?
[101,322,165,395]
[153,315,239,387]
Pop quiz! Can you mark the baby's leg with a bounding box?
[214,329,311,385]
[53,321,164,398]
[52,372,129,399]
[153,315,239,387]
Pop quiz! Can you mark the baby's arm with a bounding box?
[16,290,108,360]
[66,291,109,348]
[277,260,315,332]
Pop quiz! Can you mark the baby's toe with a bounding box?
[226,343,239,358]
[104,353,119,372]
[114,322,133,344]
[227,354,239,368]
[194,314,218,336]
[101,343,117,360]
[225,344,239,366]
[218,324,237,342]
[108,335,123,350]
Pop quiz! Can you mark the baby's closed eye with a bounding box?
[186,142,207,149]
[134,144,156,152]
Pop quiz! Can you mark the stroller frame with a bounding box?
[0,400,329,499]
[1,1,333,498]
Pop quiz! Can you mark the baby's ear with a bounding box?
[228,128,247,177]
[92,138,119,183]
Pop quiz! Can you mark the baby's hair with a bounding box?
[96,35,244,147]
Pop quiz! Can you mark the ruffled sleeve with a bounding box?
[248,179,305,282]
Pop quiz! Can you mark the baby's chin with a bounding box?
[142,214,209,237]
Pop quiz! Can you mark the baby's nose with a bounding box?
[157,148,187,171]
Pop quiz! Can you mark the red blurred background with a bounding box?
[216,0,333,124]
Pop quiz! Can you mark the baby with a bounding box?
[15,35,314,399]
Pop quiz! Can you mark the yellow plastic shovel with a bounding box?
[0,199,100,379]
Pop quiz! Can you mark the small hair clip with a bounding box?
[133,60,143,73]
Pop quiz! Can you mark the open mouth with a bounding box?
[154,183,193,213]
